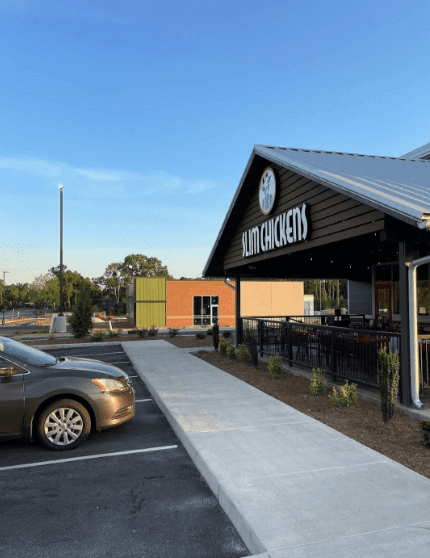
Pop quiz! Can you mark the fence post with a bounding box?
[330,327,337,381]
[258,320,264,356]
[288,322,293,366]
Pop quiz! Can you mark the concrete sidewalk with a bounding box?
[122,340,430,558]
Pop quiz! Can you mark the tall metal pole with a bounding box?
[59,184,64,316]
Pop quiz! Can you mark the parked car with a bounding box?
[0,336,135,450]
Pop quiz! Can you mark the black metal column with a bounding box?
[235,273,242,347]
[399,241,413,406]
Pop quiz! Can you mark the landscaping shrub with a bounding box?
[268,355,283,378]
[136,328,148,338]
[196,332,206,339]
[227,343,236,360]
[69,283,93,338]
[328,381,358,407]
[168,328,179,337]
[222,330,232,338]
[310,368,325,396]
[108,330,119,338]
[148,325,158,336]
[378,347,400,423]
[91,331,105,342]
[420,419,430,448]
[206,328,213,336]
[236,343,250,362]
[219,337,230,356]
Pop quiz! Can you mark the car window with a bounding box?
[0,338,56,367]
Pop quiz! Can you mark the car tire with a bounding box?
[37,399,91,451]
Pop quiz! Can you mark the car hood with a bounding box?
[51,356,128,379]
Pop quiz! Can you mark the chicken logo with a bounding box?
[259,168,276,214]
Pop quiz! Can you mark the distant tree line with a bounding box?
[0,254,349,315]
[0,254,175,315]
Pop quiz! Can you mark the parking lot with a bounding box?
[0,343,250,558]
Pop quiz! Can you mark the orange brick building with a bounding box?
[128,278,304,328]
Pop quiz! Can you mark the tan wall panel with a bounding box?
[241,282,304,317]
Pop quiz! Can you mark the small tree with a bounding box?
[378,347,400,423]
[69,283,93,338]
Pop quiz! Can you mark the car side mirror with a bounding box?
[0,366,15,377]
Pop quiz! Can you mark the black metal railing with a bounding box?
[242,317,401,390]
[418,338,430,395]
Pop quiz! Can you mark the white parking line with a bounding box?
[0,445,178,472]
[135,399,152,402]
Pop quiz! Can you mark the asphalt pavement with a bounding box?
[122,339,430,558]
[0,343,250,558]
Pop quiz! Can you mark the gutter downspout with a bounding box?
[223,279,236,291]
[408,253,430,409]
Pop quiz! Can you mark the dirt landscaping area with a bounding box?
[21,332,429,479]
[22,333,215,348]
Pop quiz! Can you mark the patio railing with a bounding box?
[242,317,401,390]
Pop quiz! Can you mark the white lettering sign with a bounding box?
[242,203,309,258]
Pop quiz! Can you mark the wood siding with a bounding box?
[223,165,385,270]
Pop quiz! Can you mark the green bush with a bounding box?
[268,355,283,378]
[91,331,105,342]
[108,330,119,338]
[244,328,256,342]
[328,381,358,407]
[136,328,148,338]
[168,328,179,337]
[420,419,430,448]
[219,337,230,356]
[378,347,400,423]
[310,368,325,396]
[227,344,236,360]
[222,330,232,338]
[196,332,206,339]
[236,343,250,362]
[148,325,158,336]
[69,283,93,338]
[206,328,213,336]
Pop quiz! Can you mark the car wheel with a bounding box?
[37,399,91,451]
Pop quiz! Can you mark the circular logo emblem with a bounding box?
[258,167,277,215]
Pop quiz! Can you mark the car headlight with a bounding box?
[92,378,129,393]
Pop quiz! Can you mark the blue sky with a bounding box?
[1,0,429,285]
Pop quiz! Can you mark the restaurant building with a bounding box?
[203,142,430,407]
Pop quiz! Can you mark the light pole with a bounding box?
[59,184,64,316]
[2,271,9,325]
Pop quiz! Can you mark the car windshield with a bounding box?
[0,338,56,367]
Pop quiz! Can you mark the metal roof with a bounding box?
[401,142,430,160]
[202,144,430,277]
[254,145,430,225]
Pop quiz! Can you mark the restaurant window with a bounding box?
[193,296,219,325]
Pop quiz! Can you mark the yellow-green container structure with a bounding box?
[135,277,166,328]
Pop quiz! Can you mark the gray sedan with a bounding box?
[0,336,135,450]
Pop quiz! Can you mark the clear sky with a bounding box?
[1,0,429,286]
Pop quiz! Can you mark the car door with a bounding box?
[0,355,25,436]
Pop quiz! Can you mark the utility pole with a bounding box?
[59,184,64,316]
